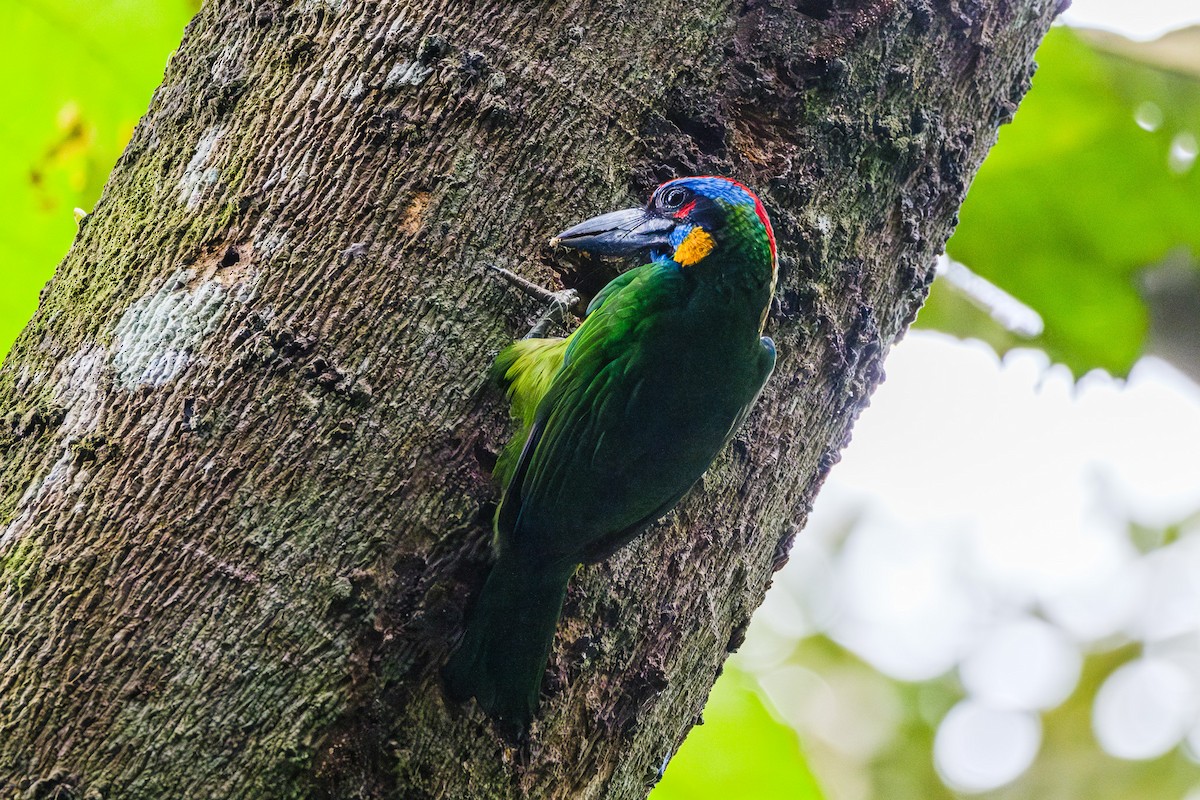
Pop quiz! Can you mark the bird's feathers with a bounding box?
[446,176,778,733]
[492,336,569,488]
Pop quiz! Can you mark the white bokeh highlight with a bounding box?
[959,618,1081,711]
[1094,658,1198,760]
[934,701,1042,793]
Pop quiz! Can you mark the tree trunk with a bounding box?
[0,0,1059,797]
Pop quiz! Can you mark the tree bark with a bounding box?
[0,0,1059,797]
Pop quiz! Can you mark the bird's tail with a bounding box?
[442,555,573,733]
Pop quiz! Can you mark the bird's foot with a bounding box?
[487,265,584,339]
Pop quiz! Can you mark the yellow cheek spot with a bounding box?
[672,227,715,267]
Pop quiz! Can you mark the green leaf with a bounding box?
[0,0,196,361]
[651,666,825,800]
[921,26,1200,377]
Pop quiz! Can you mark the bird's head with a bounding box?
[552,176,777,276]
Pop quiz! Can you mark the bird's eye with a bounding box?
[660,187,690,210]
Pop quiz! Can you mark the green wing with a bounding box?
[495,263,687,562]
[492,337,569,489]
[490,268,644,489]
[582,266,641,316]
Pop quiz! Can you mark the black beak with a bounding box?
[551,207,675,257]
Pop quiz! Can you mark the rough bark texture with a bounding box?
[0,0,1058,797]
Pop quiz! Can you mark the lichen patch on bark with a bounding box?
[179,126,226,210]
[384,61,434,90]
[56,343,108,435]
[110,268,256,390]
[1,343,108,549]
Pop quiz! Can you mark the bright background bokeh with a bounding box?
[2,2,1200,799]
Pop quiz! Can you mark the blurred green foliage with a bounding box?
[922,26,1200,378]
[0,0,196,358]
[652,666,824,800]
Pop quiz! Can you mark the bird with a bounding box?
[443,176,778,734]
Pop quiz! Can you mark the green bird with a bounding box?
[443,176,778,732]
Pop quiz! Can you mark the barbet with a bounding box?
[443,176,778,732]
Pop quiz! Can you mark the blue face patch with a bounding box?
[649,222,695,264]
[668,223,695,249]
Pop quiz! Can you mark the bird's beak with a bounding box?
[551,207,675,257]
